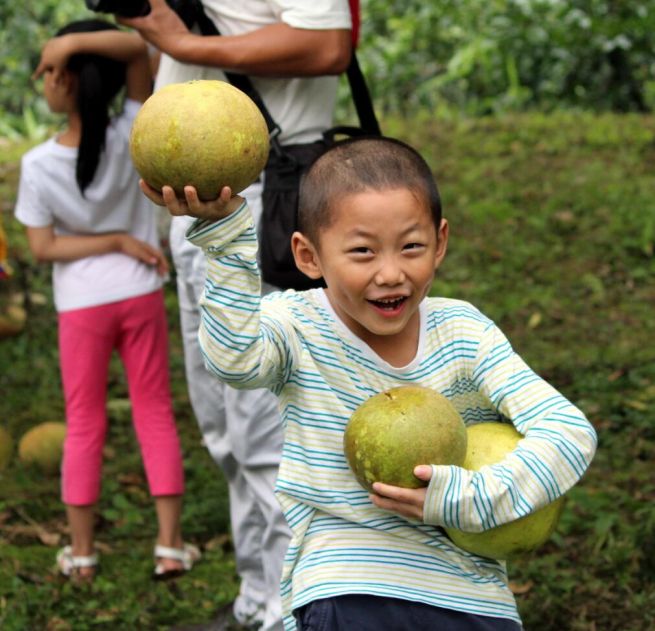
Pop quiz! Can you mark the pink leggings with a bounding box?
[58,290,184,505]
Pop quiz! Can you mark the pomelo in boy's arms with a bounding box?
[129,80,269,201]
[444,422,565,560]
[344,385,467,491]
[18,422,67,474]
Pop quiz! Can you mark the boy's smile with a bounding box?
[308,188,448,363]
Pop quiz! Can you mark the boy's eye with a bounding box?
[349,246,371,255]
[403,242,425,251]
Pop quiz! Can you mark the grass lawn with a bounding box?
[1,110,654,630]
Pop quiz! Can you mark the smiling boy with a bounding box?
[145,137,597,630]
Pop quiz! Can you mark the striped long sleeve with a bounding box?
[188,202,298,393]
[423,323,597,531]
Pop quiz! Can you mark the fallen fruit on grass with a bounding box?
[18,422,67,474]
[0,304,26,338]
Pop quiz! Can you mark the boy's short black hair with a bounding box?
[298,136,442,246]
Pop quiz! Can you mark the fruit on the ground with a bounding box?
[0,426,13,471]
[444,422,565,560]
[130,80,269,200]
[0,304,26,338]
[344,385,467,491]
[18,422,67,474]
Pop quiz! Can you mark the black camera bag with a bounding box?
[194,7,381,290]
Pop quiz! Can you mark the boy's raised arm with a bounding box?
[159,192,298,392]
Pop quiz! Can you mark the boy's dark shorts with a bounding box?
[294,594,522,631]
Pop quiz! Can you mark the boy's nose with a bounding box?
[374,256,405,286]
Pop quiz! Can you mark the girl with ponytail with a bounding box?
[15,20,199,582]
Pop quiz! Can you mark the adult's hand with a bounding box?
[121,0,351,77]
[118,0,191,57]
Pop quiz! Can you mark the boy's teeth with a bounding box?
[373,297,404,308]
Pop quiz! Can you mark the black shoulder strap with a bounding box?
[193,5,380,138]
[344,52,381,136]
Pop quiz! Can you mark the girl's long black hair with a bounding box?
[56,20,127,195]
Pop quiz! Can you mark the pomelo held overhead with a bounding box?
[444,422,565,560]
[344,385,467,491]
[130,80,270,200]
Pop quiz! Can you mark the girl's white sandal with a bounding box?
[56,545,98,581]
[153,542,201,580]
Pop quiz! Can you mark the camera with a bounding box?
[84,0,201,28]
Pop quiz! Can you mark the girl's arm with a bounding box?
[26,225,168,275]
[33,29,151,103]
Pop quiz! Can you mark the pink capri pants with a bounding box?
[58,290,184,505]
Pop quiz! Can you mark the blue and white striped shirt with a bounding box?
[188,202,597,629]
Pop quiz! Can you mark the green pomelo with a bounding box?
[444,422,565,560]
[0,426,13,471]
[18,422,67,474]
[344,385,467,491]
[0,304,26,338]
[129,80,270,200]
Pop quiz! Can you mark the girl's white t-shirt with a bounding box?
[15,99,163,312]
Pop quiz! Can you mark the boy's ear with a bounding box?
[291,232,323,280]
[434,218,449,270]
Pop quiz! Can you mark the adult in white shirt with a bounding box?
[123,2,352,629]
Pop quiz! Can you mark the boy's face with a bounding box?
[294,188,448,351]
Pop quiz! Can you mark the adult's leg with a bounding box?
[246,182,293,631]
[224,387,290,631]
[231,180,290,631]
[171,217,269,623]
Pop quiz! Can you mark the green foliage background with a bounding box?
[2,0,655,136]
[359,0,655,114]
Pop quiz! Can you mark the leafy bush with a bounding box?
[0,2,92,139]
[3,0,655,138]
[359,0,655,114]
